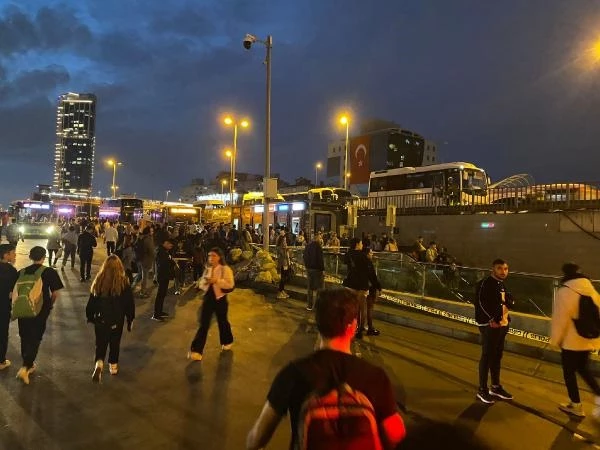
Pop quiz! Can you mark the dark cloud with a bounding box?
[150,8,217,39]
[0,65,70,103]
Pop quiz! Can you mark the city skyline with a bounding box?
[1,1,600,207]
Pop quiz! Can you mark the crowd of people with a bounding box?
[2,217,600,448]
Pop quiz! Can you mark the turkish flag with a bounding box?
[349,135,371,184]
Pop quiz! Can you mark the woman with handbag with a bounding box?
[188,247,234,361]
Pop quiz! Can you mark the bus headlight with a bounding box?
[18,226,25,234]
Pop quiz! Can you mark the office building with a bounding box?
[53,93,97,195]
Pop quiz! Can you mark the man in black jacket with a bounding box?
[342,238,370,339]
[0,244,18,370]
[77,225,97,282]
[474,258,514,404]
[303,232,324,311]
[152,238,175,322]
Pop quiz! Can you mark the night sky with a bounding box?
[1,0,600,207]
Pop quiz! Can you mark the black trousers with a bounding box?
[0,308,9,362]
[62,244,76,268]
[366,292,377,329]
[193,264,204,281]
[478,325,508,389]
[95,322,124,364]
[190,294,233,354]
[561,349,600,403]
[278,269,289,291]
[80,253,93,280]
[106,241,116,255]
[47,249,59,266]
[154,279,169,315]
[18,309,50,369]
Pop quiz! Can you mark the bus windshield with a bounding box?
[463,169,487,192]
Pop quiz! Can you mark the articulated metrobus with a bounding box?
[368,162,489,209]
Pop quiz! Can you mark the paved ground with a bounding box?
[0,239,599,449]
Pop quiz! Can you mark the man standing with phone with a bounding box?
[475,258,514,404]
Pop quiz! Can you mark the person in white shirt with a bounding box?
[104,223,119,256]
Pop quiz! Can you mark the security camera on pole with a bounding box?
[243,33,275,251]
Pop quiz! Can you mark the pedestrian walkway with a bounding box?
[0,239,598,449]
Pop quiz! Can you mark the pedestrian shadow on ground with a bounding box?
[177,286,200,307]
[269,324,315,371]
[550,418,589,450]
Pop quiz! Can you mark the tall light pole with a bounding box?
[225,149,234,206]
[339,115,350,190]
[315,162,322,187]
[165,190,171,202]
[106,159,123,199]
[223,116,249,220]
[221,179,227,195]
[244,33,272,251]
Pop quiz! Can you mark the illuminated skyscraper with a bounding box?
[53,93,97,195]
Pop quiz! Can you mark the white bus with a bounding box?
[367,162,489,209]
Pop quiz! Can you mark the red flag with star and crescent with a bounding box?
[349,135,371,184]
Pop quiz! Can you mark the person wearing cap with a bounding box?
[15,246,64,385]
[152,238,175,321]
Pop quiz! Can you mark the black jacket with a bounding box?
[475,276,514,326]
[342,249,370,291]
[366,259,382,296]
[303,241,324,271]
[0,262,18,314]
[77,231,97,256]
[155,246,173,282]
[86,285,135,326]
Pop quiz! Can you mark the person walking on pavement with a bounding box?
[303,232,324,311]
[342,237,370,339]
[276,229,291,299]
[365,248,382,336]
[6,219,23,248]
[78,224,97,282]
[474,258,514,404]
[86,255,135,382]
[15,246,64,385]
[61,226,78,271]
[46,226,62,268]
[246,288,406,450]
[132,227,155,298]
[104,222,118,256]
[188,247,234,361]
[152,238,175,321]
[551,263,600,418]
[0,244,18,371]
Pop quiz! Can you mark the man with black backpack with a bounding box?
[552,262,600,418]
[14,246,63,385]
[246,288,406,450]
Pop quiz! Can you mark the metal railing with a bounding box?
[356,182,600,215]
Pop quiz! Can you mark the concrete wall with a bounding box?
[358,211,600,277]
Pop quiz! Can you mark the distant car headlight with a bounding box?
[46,226,55,234]
[18,226,25,233]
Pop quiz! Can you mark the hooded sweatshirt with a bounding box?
[551,275,600,351]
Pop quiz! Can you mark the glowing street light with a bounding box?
[339,115,350,190]
[315,162,322,186]
[223,115,250,209]
[165,190,171,202]
[224,148,234,205]
[221,179,228,194]
[106,159,123,199]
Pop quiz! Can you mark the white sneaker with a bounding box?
[276,291,287,299]
[0,359,11,370]
[92,360,103,383]
[221,344,233,351]
[559,402,585,417]
[187,351,203,361]
[282,291,290,298]
[109,363,118,375]
[16,367,30,385]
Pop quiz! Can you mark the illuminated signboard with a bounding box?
[23,203,51,210]
[292,202,305,211]
[278,204,289,212]
[170,208,197,215]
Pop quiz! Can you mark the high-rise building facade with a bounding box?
[53,93,97,195]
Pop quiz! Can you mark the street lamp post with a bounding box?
[225,149,234,206]
[315,162,322,186]
[339,116,350,190]
[224,117,249,222]
[165,190,171,202]
[244,33,272,251]
[106,159,123,199]
[221,179,227,195]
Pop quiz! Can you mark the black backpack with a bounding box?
[571,292,600,339]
